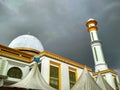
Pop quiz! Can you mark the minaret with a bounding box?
[86,18,108,72]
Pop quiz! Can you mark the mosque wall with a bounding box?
[0,56,30,85]
[40,56,85,90]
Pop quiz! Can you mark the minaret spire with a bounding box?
[86,18,108,72]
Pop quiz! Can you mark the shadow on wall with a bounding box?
[0,87,26,90]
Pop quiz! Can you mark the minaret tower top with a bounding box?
[86,18,98,32]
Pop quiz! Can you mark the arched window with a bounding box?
[7,67,22,79]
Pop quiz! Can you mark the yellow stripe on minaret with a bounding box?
[87,26,98,32]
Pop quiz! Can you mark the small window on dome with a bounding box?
[7,67,22,79]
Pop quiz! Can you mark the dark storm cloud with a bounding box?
[0,0,120,78]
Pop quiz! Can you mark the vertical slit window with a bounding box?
[39,64,41,72]
[94,47,98,61]
[69,68,77,89]
[50,62,60,90]
[91,32,94,41]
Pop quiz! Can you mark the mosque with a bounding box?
[0,19,119,90]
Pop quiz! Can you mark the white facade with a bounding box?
[0,56,30,85]
[41,56,84,90]
[0,49,86,90]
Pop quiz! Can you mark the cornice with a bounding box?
[0,44,34,63]
[39,51,92,71]
[93,69,118,76]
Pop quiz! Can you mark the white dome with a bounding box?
[9,35,44,52]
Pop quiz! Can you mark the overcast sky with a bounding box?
[0,0,120,78]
